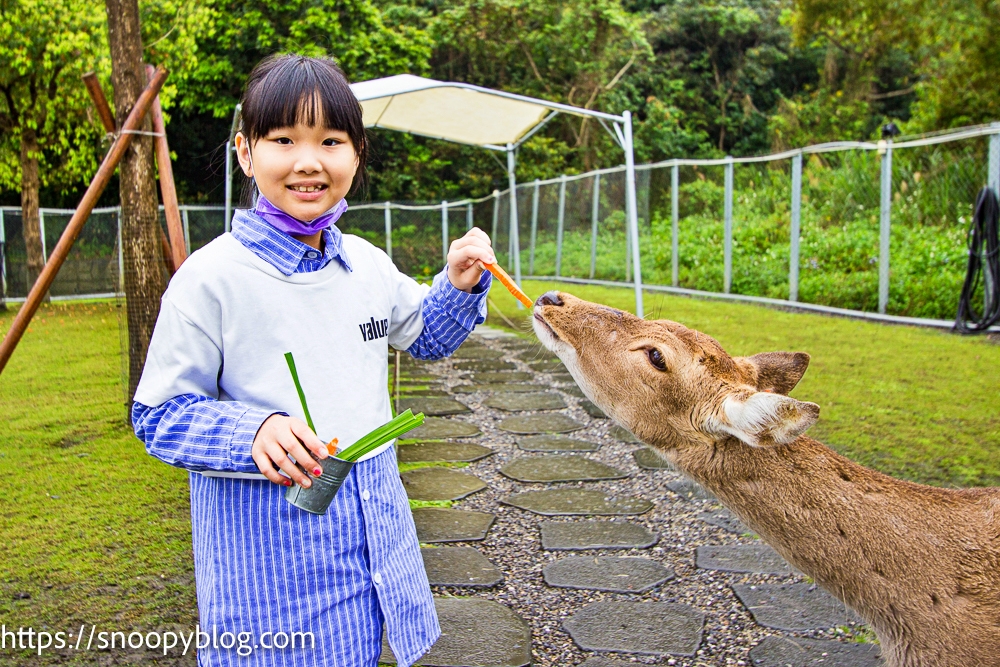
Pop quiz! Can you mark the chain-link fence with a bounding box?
[3,124,997,325]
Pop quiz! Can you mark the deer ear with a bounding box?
[740,352,810,395]
[713,392,820,447]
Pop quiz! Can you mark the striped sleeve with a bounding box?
[132,394,280,473]
[406,268,491,360]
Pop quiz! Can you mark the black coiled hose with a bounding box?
[954,186,1000,333]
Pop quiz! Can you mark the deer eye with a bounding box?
[647,348,667,371]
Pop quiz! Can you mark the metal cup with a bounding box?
[284,455,356,515]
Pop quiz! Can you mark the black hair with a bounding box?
[239,54,368,195]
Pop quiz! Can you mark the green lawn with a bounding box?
[1,288,998,663]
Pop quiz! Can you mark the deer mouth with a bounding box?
[532,311,559,341]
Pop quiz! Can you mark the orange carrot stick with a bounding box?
[484,262,533,308]
[326,438,339,456]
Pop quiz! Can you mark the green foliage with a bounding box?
[0,0,108,195]
[174,0,433,119]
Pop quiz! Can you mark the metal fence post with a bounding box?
[491,190,499,246]
[529,179,539,275]
[987,125,1000,313]
[589,173,600,279]
[384,202,393,261]
[116,207,124,288]
[466,202,473,231]
[0,208,6,306]
[625,211,631,282]
[671,163,679,287]
[723,157,733,294]
[790,152,803,302]
[879,141,893,314]
[555,174,567,277]
[441,201,449,264]
[39,210,48,264]
[989,122,1000,196]
[224,140,233,233]
[181,207,191,255]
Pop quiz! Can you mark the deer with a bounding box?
[530,291,1000,667]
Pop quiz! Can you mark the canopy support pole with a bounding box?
[622,112,644,318]
[506,144,523,308]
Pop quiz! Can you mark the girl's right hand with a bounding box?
[252,415,328,488]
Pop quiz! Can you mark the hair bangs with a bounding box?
[239,54,368,194]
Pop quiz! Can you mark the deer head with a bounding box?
[532,292,819,452]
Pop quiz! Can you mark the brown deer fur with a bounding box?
[531,292,1000,667]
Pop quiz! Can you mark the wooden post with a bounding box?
[0,68,169,375]
[146,64,186,270]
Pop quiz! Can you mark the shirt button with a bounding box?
[306,251,318,259]
[372,572,383,586]
[362,490,371,501]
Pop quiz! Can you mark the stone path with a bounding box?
[388,328,881,666]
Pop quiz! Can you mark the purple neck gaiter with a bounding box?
[254,195,349,236]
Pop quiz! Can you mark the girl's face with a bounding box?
[235,112,359,222]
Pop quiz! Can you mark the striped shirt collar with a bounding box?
[230,208,353,276]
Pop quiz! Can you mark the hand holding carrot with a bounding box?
[447,228,495,292]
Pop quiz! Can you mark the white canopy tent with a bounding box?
[225,74,645,316]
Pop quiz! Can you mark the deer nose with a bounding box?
[537,291,563,307]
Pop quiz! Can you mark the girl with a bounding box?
[132,54,495,667]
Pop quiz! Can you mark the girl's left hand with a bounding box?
[447,228,496,292]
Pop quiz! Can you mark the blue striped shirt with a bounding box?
[131,210,490,666]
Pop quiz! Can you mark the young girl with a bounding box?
[132,54,494,667]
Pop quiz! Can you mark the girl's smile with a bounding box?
[235,110,360,223]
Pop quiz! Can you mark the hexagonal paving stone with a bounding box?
[401,468,487,501]
[451,347,505,360]
[540,521,658,550]
[514,347,557,361]
[380,598,531,667]
[397,387,449,397]
[576,658,638,667]
[397,396,471,416]
[609,424,642,443]
[503,489,654,516]
[732,583,862,631]
[412,507,495,543]
[472,371,534,382]
[485,392,567,412]
[748,636,882,667]
[397,442,494,463]
[563,601,704,657]
[528,359,566,372]
[544,556,675,593]
[405,418,481,440]
[632,447,675,470]
[498,414,585,434]
[696,508,750,535]
[517,435,599,452]
[454,360,517,372]
[667,478,716,501]
[421,547,502,587]
[500,456,628,482]
[579,400,607,418]
[696,544,796,575]
[452,383,542,394]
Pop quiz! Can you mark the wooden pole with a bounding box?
[146,64,186,270]
[0,67,169,375]
[82,72,116,133]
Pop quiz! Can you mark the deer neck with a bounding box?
[665,435,995,636]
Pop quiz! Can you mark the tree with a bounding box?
[105,0,167,401]
[0,0,107,290]
[641,0,810,155]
